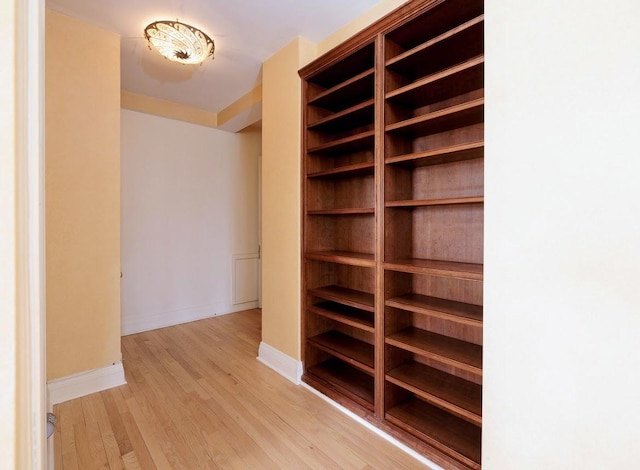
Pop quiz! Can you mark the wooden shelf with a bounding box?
[307,130,375,155]
[387,361,481,425]
[386,196,483,208]
[386,56,484,109]
[305,250,375,267]
[386,141,483,166]
[307,207,374,216]
[386,98,484,136]
[308,331,375,374]
[308,285,374,312]
[308,301,374,332]
[305,43,375,91]
[383,0,484,58]
[387,15,484,70]
[386,15,484,84]
[384,258,483,281]
[308,162,374,179]
[305,359,374,409]
[386,397,481,468]
[308,99,375,132]
[309,68,375,111]
[386,294,482,327]
[386,327,482,377]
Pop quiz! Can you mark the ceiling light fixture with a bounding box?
[144,20,215,65]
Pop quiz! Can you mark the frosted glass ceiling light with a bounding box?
[144,20,215,65]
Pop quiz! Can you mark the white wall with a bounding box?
[121,109,261,335]
[484,0,640,468]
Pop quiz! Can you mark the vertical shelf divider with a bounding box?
[374,32,386,419]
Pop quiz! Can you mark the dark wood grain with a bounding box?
[305,250,376,268]
[386,57,484,109]
[308,331,375,374]
[386,140,483,166]
[386,196,483,207]
[309,68,375,111]
[386,98,484,135]
[303,364,375,412]
[387,16,484,84]
[308,285,375,312]
[386,361,481,424]
[308,162,375,179]
[307,130,375,155]
[386,293,482,326]
[386,397,481,468]
[304,42,375,89]
[386,327,482,376]
[384,258,483,281]
[307,208,374,215]
[410,204,484,265]
[386,15,484,69]
[308,99,375,132]
[305,213,374,254]
[306,174,374,211]
[307,149,374,175]
[308,301,375,332]
[301,0,484,465]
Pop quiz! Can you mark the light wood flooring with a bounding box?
[53,309,427,469]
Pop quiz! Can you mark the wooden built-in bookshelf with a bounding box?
[300,0,484,467]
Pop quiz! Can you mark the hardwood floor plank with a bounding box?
[201,429,248,470]
[54,309,429,469]
[84,417,110,469]
[53,419,64,470]
[58,402,79,470]
[196,375,327,469]
[97,420,125,470]
[125,396,174,470]
[73,422,96,469]
[80,396,110,469]
[118,347,204,469]
[123,342,221,468]
[121,451,141,470]
[101,389,133,457]
[153,326,337,468]
[105,386,159,469]
[145,329,282,469]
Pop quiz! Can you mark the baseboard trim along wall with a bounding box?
[301,383,444,470]
[256,341,302,384]
[255,344,443,469]
[47,362,126,405]
[121,302,259,336]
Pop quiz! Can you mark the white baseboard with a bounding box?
[47,362,126,405]
[301,383,443,470]
[256,342,302,385]
[121,302,259,336]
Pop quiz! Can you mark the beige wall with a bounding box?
[45,10,122,380]
[316,0,406,56]
[121,90,218,129]
[260,1,409,360]
[261,37,317,359]
[217,84,262,127]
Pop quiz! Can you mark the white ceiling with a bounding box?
[46,0,384,114]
